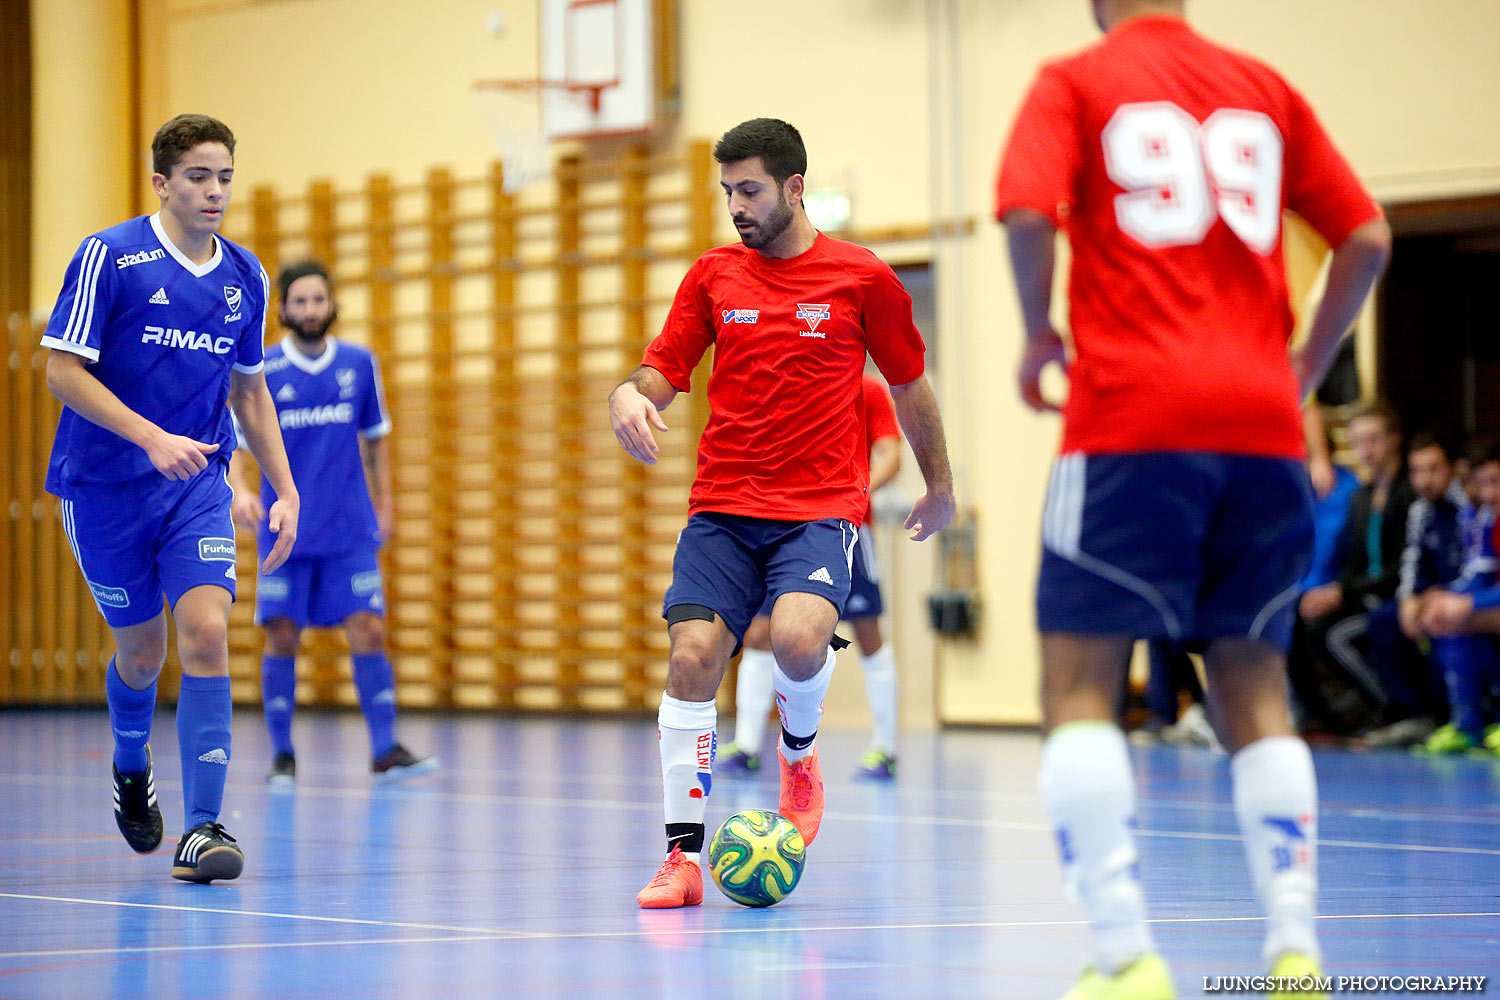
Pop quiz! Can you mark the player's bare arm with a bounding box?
[609,365,677,465]
[1002,209,1068,413]
[868,436,902,493]
[360,434,395,541]
[228,447,265,529]
[1290,216,1392,399]
[45,350,220,481]
[229,368,300,572]
[888,376,956,541]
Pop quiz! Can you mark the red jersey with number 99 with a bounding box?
[994,15,1382,459]
[643,234,925,524]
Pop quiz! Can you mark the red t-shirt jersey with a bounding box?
[994,15,1383,459]
[859,375,901,527]
[642,234,925,524]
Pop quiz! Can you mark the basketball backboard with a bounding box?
[540,0,655,140]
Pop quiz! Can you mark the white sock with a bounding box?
[1232,735,1320,964]
[1039,721,1155,974]
[774,647,836,763]
[734,647,777,751]
[658,692,717,864]
[861,644,897,753]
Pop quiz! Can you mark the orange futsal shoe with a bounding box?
[778,746,825,847]
[636,845,703,909]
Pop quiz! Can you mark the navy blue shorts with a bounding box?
[754,526,882,620]
[1037,452,1313,648]
[59,467,238,629]
[256,548,384,628]
[665,512,857,644]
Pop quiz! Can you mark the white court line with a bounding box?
[0,897,1497,962]
[4,779,1499,859]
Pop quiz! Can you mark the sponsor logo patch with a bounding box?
[89,582,130,608]
[796,302,831,338]
[198,538,237,562]
[117,248,166,270]
[257,577,290,600]
[720,308,759,324]
[351,571,382,596]
[197,748,230,765]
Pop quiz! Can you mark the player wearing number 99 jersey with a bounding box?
[995,3,1391,998]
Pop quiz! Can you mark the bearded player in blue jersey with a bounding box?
[42,114,299,883]
[231,260,435,783]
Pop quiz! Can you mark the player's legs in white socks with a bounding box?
[774,647,836,761]
[734,647,776,751]
[1233,735,1319,963]
[657,693,716,863]
[1039,720,1157,974]
[859,641,897,753]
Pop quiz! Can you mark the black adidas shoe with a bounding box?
[171,822,244,883]
[267,751,296,785]
[371,743,439,782]
[113,748,164,854]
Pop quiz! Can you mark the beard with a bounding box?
[281,308,337,341]
[736,191,794,250]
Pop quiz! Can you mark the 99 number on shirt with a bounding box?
[1102,101,1284,255]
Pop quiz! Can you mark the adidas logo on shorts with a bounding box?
[197,748,230,765]
[149,287,170,305]
[807,567,834,586]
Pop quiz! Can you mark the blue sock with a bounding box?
[176,675,232,830]
[352,653,398,757]
[106,658,156,774]
[260,655,297,756]
[1432,635,1494,739]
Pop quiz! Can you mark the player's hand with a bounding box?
[1298,582,1342,620]
[904,486,956,542]
[1017,329,1067,413]
[610,383,669,465]
[262,493,300,573]
[1398,597,1426,641]
[1308,454,1336,499]
[230,489,264,530]
[145,430,219,480]
[1421,590,1474,636]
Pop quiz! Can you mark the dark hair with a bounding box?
[277,259,332,301]
[1406,432,1451,460]
[712,118,807,187]
[151,114,236,177]
[1347,399,1400,435]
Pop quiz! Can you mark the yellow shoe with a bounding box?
[1060,953,1174,1000]
[1268,952,1328,999]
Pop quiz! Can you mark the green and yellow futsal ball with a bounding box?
[707,809,807,907]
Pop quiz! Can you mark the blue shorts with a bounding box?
[256,549,384,628]
[664,512,857,644]
[60,467,238,629]
[1037,452,1313,648]
[759,525,883,620]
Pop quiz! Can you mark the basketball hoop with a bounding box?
[472,78,616,193]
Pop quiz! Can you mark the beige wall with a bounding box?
[30,0,134,311]
[30,0,1500,726]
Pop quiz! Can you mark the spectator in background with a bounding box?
[1411,445,1500,755]
[1356,433,1466,747]
[1297,401,1414,735]
[1287,408,1361,734]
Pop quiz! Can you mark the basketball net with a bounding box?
[473,84,553,194]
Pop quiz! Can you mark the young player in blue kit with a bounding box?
[42,114,299,883]
[231,260,435,782]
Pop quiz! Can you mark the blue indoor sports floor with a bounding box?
[1,709,1497,998]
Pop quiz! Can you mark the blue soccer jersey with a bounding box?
[42,213,268,496]
[240,336,391,557]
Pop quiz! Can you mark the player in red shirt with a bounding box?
[721,374,907,779]
[610,119,956,908]
[995,2,1390,996]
